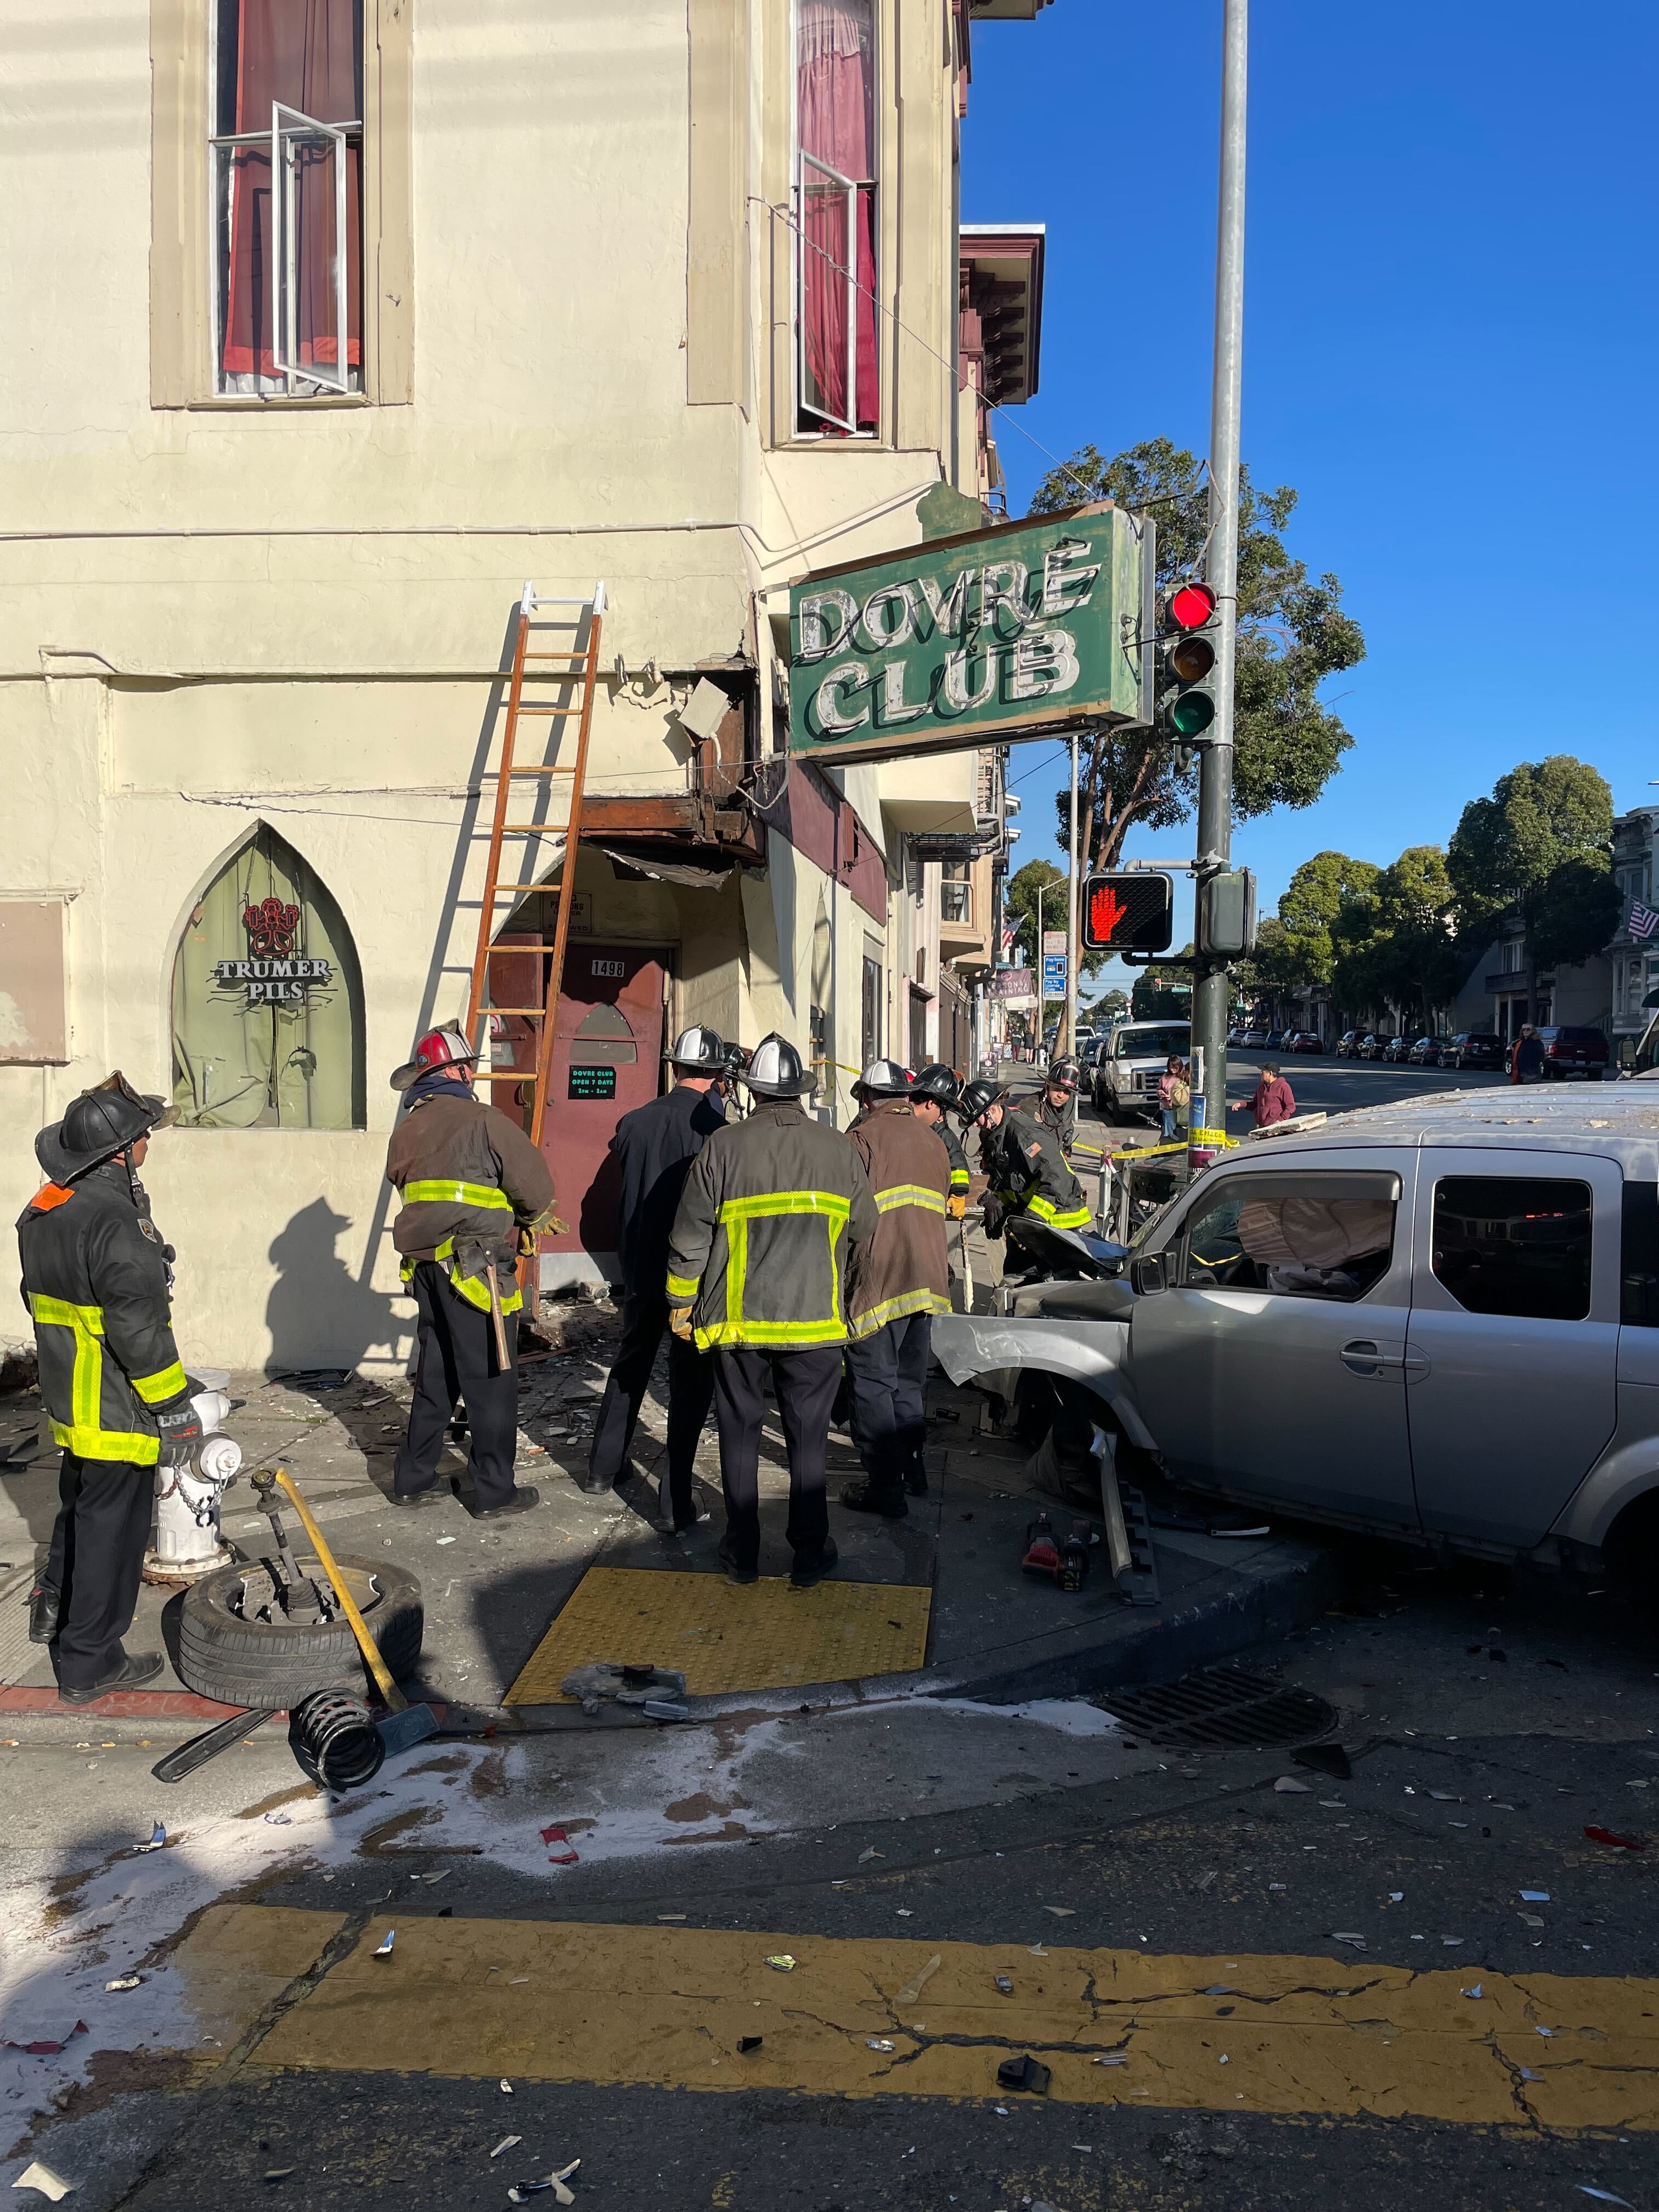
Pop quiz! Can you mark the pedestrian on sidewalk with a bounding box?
[667,1033,878,1588]
[839,1062,952,1521]
[582,1026,725,1528]
[19,1075,202,1702]
[386,1025,556,1521]
[1156,1055,1190,1142]
[1229,1061,1296,1131]
[1510,1024,1545,1084]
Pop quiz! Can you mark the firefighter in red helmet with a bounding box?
[385,1024,556,1517]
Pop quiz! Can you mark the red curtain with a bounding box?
[797,0,878,430]
[221,0,362,379]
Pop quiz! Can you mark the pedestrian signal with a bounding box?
[1081,872,1175,954]
[1157,580,1217,744]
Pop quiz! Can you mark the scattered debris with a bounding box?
[738,2036,763,2053]
[263,1812,292,1826]
[9,2164,74,2202]
[1273,1777,1311,1794]
[262,2170,295,2184]
[656,1914,687,1923]
[1519,2067,1542,2083]
[491,2138,522,2160]
[1291,1743,1351,1780]
[995,1976,1014,1996]
[1584,1825,1646,1852]
[133,1822,166,1854]
[436,1536,456,1547]
[1520,1914,1545,1929]
[1028,1943,1048,1957]
[1330,1933,1367,1949]
[1043,1906,1076,1917]
[1195,1870,1218,1892]
[1441,1937,1464,1946]
[1576,2192,1635,2209]
[857,1847,885,1864]
[765,1955,796,1973]
[561,1662,688,1716]
[1519,1890,1551,1903]
[996,2054,1051,2095]
[508,2161,580,2208]
[103,1975,143,1993]
[1461,1985,1484,2000]
[1427,1791,1459,1802]
[541,1825,580,1866]
[2,2023,87,2057]
[894,1956,941,2006]
[867,2038,896,2052]
[1092,2052,1130,2067]
[373,1930,395,1957]
[501,2080,514,2094]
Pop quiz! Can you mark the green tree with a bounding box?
[1447,757,1617,1019]
[1033,438,1365,872]
[1087,986,1130,1025]
[1276,850,1381,988]
[1332,845,1463,1029]
[1003,857,1064,969]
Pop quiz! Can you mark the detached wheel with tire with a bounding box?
[175,1552,424,1710]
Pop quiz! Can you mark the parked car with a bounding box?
[1288,1031,1325,1054]
[1358,1033,1394,1061]
[1446,1031,1504,1072]
[1227,1026,1244,1047]
[1383,1034,1414,1063]
[1405,1035,1441,1066]
[1240,1028,1269,1049]
[1537,1025,1611,1080]
[934,1087,1659,1587]
[1094,1020,1192,1121]
[1336,1030,1370,1058]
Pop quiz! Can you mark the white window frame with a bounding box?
[271,101,352,393]
[791,0,879,440]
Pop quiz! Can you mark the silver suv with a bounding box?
[935,1087,1659,1580]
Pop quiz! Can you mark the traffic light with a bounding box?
[1081,872,1175,954]
[1155,579,1217,765]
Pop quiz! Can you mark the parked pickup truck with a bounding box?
[934,1086,1659,1585]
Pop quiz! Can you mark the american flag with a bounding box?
[1629,901,1659,942]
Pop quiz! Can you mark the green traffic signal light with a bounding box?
[1170,689,1215,737]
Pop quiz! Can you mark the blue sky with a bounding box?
[962,0,1658,995]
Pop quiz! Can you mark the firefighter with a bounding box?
[582,1025,726,1527]
[839,1062,951,1517]
[1030,1057,1082,1160]
[910,1064,971,1216]
[667,1032,878,1588]
[19,1074,201,1702]
[955,1077,1093,1239]
[387,1024,556,1519]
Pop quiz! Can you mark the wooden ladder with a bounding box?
[462,580,607,1172]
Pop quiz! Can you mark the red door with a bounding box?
[485,939,667,1262]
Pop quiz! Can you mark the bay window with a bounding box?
[795,0,879,436]
[212,0,364,397]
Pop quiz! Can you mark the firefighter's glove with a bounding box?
[981,1197,1006,1240]
[668,1305,695,1344]
[155,1400,204,1467]
[946,1192,967,1222]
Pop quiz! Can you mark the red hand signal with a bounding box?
[1088,883,1126,942]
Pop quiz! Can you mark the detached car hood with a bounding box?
[931,1311,1156,1452]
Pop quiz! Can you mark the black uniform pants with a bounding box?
[710,1345,841,1571]
[587,1292,715,1515]
[844,1312,933,1500]
[396,1260,521,1511]
[46,1451,154,1692]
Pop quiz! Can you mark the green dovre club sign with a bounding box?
[787,503,1142,764]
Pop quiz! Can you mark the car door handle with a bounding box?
[1340,1339,1432,1380]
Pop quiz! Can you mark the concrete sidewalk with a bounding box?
[0,1300,1327,1739]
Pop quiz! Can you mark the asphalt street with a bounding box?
[3,1059,1654,2212]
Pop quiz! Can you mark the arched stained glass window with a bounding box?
[171,826,365,1128]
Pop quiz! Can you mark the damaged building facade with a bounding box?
[0,0,1049,1368]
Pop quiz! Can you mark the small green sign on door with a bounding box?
[787,501,1143,764]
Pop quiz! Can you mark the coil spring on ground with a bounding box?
[289,1689,385,1792]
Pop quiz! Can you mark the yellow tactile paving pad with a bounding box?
[501,1566,932,1703]
[240,1913,1659,2130]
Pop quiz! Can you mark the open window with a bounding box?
[212,0,363,397]
[171,826,365,1128]
[795,0,879,435]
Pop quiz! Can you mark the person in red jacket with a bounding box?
[1230,1062,1297,1130]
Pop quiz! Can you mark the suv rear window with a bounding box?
[1555,1028,1606,1047]
[1431,1175,1592,1321]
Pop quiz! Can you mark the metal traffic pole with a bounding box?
[1190,0,1248,1167]
[1064,732,1081,1058]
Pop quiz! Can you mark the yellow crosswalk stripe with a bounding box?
[171,1909,1659,2131]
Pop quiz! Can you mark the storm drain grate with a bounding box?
[1091,1667,1338,1751]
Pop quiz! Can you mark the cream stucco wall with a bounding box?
[0,0,971,1365]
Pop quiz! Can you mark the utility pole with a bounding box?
[1190,0,1248,1163]
[1064,733,1081,1058]
[1033,877,1043,1064]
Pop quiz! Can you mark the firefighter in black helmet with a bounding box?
[19,1075,201,1702]
[955,1078,1092,1239]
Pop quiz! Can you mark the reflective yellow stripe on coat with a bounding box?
[873,1184,947,1216]
[693,1190,850,1352]
[29,1294,160,1464]
[402,1180,514,1211]
[399,1238,523,1317]
[1025,1193,1093,1231]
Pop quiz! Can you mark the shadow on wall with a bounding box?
[266,1197,405,1377]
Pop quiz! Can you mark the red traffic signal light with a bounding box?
[1167,580,1216,630]
[1081,872,1175,954]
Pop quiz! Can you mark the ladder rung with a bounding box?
[501,823,566,834]
[488,881,561,893]
[488,765,578,778]
[523,650,591,662]
[474,1068,545,1081]
[482,1006,548,1016]
[511,704,585,718]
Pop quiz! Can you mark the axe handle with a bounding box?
[487,1267,510,1369]
[274,1467,405,1712]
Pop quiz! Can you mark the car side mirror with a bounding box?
[1130,1252,1171,1297]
